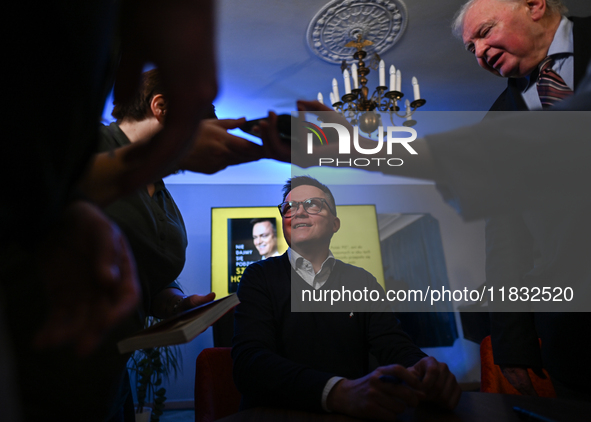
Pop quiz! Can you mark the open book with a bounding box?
[118,294,239,353]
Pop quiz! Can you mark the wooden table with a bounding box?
[216,392,590,422]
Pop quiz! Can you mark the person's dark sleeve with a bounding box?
[426,111,591,221]
[363,274,427,368]
[485,214,535,313]
[485,214,542,368]
[232,264,334,412]
[491,313,542,368]
[366,312,427,368]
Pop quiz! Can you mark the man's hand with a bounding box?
[501,365,538,396]
[326,364,425,421]
[256,112,292,163]
[296,99,353,130]
[80,119,265,206]
[34,201,140,356]
[407,356,462,410]
[178,118,264,174]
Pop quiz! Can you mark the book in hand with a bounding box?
[117,294,239,354]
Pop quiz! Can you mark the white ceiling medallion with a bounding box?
[306,0,408,64]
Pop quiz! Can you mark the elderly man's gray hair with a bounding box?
[451,0,568,39]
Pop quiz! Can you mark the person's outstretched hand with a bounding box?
[179,118,265,174]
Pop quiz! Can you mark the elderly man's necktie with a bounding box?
[536,56,574,109]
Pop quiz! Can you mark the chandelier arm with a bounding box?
[391,109,410,118]
[327,33,425,134]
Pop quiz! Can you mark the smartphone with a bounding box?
[239,114,295,143]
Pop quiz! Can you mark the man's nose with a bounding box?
[474,40,488,61]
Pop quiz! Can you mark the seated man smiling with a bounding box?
[232,176,461,421]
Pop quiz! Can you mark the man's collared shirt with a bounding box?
[288,248,336,289]
[520,16,574,109]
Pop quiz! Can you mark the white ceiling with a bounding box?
[214,0,505,116]
[167,0,591,184]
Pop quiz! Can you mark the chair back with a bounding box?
[480,335,556,397]
[195,347,241,422]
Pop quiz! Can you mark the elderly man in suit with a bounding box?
[453,0,591,400]
[455,0,591,108]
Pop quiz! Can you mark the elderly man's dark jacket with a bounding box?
[486,16,591,397]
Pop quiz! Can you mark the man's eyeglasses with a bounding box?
[278,198,336,218]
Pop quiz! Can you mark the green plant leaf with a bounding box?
[127,316,185,413]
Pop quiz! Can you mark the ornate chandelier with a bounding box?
[318,35,426,136]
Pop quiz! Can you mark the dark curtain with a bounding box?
[380,214,458,348]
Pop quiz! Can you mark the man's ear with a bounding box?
[527,0,547,22]
[150,94,167,123]
[282,219,291,247]
[332,217,341,234]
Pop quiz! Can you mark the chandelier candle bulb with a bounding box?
[389,65,396,92]
[343,69,352,94]
[325,34,426,133]
[332,78,340,101]
[412,77,420,100]
[317,92,324,104]
[351,63,359,89]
